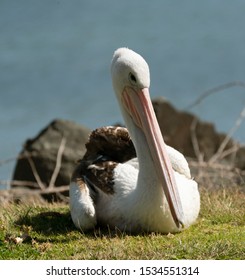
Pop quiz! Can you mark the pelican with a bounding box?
[69,48,200,233]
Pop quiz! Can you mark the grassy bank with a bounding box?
[0,187,244,260]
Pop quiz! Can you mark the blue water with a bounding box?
[1,0,245,188]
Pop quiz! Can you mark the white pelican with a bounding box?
[69,48,200,233]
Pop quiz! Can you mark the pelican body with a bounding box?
[70,48,200,233]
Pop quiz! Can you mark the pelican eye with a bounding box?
[129,72,137,84]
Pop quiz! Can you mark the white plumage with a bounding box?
[69,48,200,233]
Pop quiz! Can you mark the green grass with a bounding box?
[0,187,244,260]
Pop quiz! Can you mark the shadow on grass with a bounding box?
[15,210,76,235]
[14,208,153,241]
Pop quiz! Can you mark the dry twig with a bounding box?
[0,180,40,189]
[187,80,245,166]
[209,105,245,164]
[48,137,66,189]
[186,81,245,110]
[24,151,46,190]
[190,117,204,163]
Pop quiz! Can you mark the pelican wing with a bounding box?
[72,126,136,195]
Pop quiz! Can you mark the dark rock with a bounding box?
[233,146,245,170]
[12,119,91,200]
[11,99,245,204]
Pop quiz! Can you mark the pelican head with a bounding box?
[111,48,150,95]
[111,47,184,228]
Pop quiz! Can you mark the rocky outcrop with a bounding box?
[11,99,245,202]
[152,97,238,164]
[12,119,91,200]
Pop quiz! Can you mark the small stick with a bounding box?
[186,81,245,110]
[209,105,245,164]
[190,117,203,163]
[48,137,66,189]
[25,152,46,190]
[0,180,40,189]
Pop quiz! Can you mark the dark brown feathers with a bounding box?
[72,126,136,195]
[84,126,136,162]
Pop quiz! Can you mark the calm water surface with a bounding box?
[1,0,245,187]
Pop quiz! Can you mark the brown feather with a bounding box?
[72,126,136,195]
